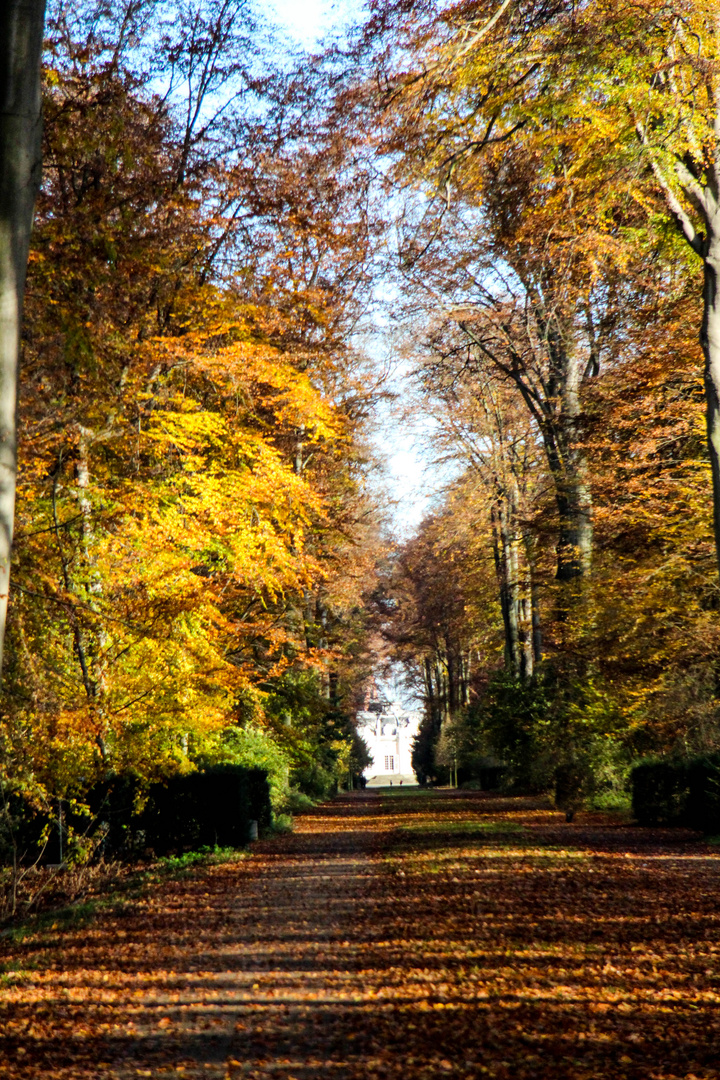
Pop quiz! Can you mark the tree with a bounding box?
[358,3,633,589]
[363,0,720,577]
[1,0,387,808]
[587,1,720,576]
[413,324,545,677]
[0,0,46,678]
[375,488,505,782]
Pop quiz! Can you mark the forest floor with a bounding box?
[1,789,720,1079]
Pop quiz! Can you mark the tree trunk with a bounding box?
[492,504,519,674]
[0,0,46,679]
[525,542,543,667]
[553,469,593,581]
[519,564,534,680]
[702,239,720,576]
[492,493,536,679]
[545,348,593,582]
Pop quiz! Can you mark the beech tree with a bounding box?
[354,0,720,784]
[415,323,544,677]
[0,0,46,678]
[0,0,386,805]
[577,0,720,576]
[358,4,626,588]
[362,0,720,578]
[396,147,615,587]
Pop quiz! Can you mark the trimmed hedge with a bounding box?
[1,765,272,865]
[91,765,273,855]
[142,764,270,854]
[631,754,720,832]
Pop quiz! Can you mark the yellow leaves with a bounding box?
[142,317,343,449]
[143,404,228,456]
[9,306,350,787]
[7,32,386,803]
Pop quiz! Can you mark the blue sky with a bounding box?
[267,0,363,46]
[267,0,438,537]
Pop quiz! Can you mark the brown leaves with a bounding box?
[2,790,720,1079]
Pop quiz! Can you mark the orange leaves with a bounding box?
[5,8,385,801]
[4,790,720,1078]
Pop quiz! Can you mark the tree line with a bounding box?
[2,0,720,847]
[2,0,387,850]
[363,0,720,807]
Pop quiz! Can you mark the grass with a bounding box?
[156,844,246,874]
[380,787,434,797]
[0,844,248,947]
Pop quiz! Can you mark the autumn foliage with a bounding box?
[3,0,720,878]
[354,0,720,798]
[1,0,383,845]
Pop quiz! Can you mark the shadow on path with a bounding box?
[2,790,720,1079]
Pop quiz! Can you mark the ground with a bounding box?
[2,789,720,1079]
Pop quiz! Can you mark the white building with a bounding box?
[357,695,421,787]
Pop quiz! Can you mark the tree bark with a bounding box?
[492,502,521,675]
[0,0,46,679]
[533,326,593,583]
[491,486,537,679]
[702,237,720,575]
[551,448,593,582]
[524,535,543,667]
[553,372,593,581]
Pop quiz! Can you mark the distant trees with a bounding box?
[378,500,500,784]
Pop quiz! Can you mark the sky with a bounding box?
[266,0,362,47]
[267,0,439,537]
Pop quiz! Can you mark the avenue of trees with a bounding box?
[2,0,720,849]
[366,0,720,804]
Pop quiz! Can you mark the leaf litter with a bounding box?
[1,789,720,1079]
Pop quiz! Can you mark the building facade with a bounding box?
[356,687,421,786]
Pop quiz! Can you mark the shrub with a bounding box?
[208,724,291,811]
[0,785,50,865]
[284,789,316,813]
[142,765,271,854]
[631,754,720,831]
[81,765,271,857]
[290,761,337,800]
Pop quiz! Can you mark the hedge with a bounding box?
[122,764,271,855]
[631,754,720,832]
[1,764,272,865]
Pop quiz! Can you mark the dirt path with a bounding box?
[2,790,720,1079]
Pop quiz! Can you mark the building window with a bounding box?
[384,755,395,772]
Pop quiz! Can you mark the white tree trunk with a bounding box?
[702,238,720,574]
[0,0,46,679]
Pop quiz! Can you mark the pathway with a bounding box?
[2,790,720,1078]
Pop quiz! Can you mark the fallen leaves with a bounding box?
[2,791,720,1078]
